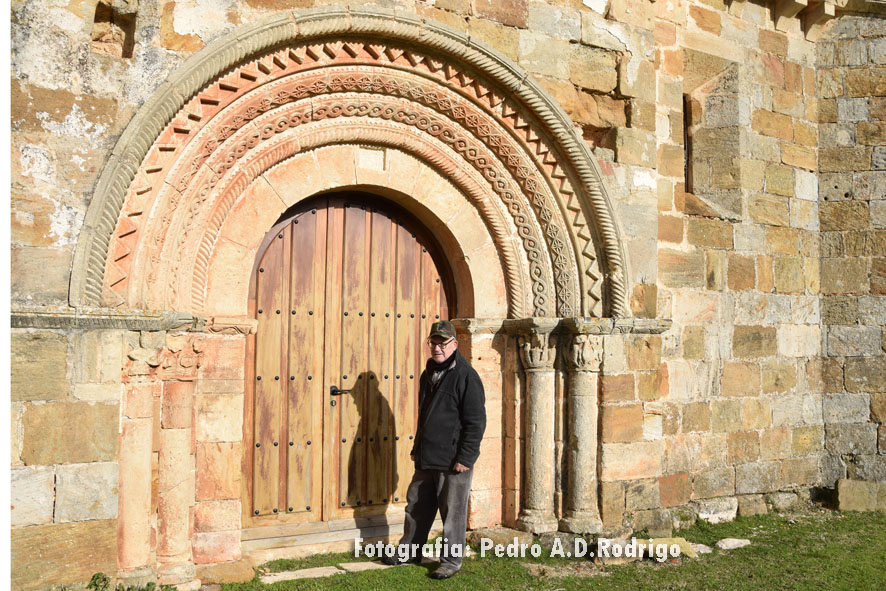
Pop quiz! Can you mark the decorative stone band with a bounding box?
[11,307,258,335]
[71,6,630,318]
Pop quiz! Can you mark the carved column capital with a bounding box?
[566,333,602,372]
[505,317,560,371]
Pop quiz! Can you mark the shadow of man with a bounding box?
[346,371,398,537]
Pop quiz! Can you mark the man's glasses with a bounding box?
[427,338,455,350]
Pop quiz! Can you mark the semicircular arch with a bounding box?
[72,7,630,318]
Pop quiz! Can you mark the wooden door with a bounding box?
[244,193,452,527]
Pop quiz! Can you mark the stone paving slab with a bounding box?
[338,561,391,572]
[259,566,344,583]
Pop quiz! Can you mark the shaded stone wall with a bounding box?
[816,15,886,486]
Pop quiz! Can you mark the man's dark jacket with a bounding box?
[411,350,486,470]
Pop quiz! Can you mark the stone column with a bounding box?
[559,329,603,533]
[510,318,560,534]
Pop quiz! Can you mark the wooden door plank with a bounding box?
[253,232,285,516]
[287,211,319,516]
[310,207,327,519]
[323,200,345,520]
[366,209,395,507]
[242,298,257,524]
[338,203,369,510]
[393,224,419,504]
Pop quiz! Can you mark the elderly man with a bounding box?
[382,320,486,579]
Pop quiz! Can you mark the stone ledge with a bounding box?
[11,306,207,331]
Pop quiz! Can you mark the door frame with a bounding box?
[241,190,457,531]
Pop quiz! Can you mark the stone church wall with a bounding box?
[10,0,886,589]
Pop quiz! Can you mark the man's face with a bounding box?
[427,336,457,363]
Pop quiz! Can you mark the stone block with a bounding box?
[844,357,886,393]
[11,466,55,527]
[468,17,519,60]
[760,426,791,461]
[637,371,663,402]
[855,172,886,201]
[11,246,72,304]
[474,0,528,28]
[837,98,869,122]
[712,399,742,433]
[201,337,246,380]
[659,473,690,507]
[601,374,635,402]
[820,202,870,233]
[600,481,626,530]
[569,45,617,92]
[195,499,241,533]
[682,401,711,432]
[22,402,118,465]
[827,326,883,359]
[601,404,644,443]
[631,508,672,537]
[614,127,656,167]
[780,458,819,488]
[774,257,805,294]
[749,193,789,227]
[194,530,241,564]
[752,109,792,141]
[765,226,799,256]
[762,359,797,394]
[659,249,704,288]
[687,218,733,249]
[197,394,243,443]
[728,431,760,464]
[197,559,256,584]
[55,462,118,523]
[732,326,777,358]
[625,478,660,510]
[721,362,761,397]
[846,454,886,482]
[196,442,240,500]
[518,31,569,78]
[727,253,756,291]
[11,520,117,591]
[692,497,737,523]
[705,250,725,290]
[821,258,868,295]
[820,147,873,173]
[872,392,886,423]
[741,399,771,431]
[875,258,886,295]
[737,494,768,516]
[735,461,781,495]
[825,423,878,455]
[691,465,734,500]
[601,441,664,481]
[625,336,661,371]
[792,426,823,456]
[12,331,67,401]
[824,393,871,425]
[162,380,194,429]
[777,325,821,358]
[837,479,878,512]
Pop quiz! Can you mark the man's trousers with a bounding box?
[398,467,474,569]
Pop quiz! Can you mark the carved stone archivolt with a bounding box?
[72,7,630,318]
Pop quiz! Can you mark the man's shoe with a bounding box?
[430,564,459,579]
[380,554,420,566]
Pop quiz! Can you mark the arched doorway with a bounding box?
[243,191,455,538]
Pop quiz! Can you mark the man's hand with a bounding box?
[453,462,469,473]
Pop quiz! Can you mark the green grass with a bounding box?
[224,508,886,591]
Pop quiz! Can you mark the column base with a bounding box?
[517,509,559,534]
[559,511,603,534]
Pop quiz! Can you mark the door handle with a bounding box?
[330,385,351,396]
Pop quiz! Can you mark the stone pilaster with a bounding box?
[559,328,603,534]
[507,318,560,534]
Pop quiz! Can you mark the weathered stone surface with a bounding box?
[825,423,878,455]
[11,466,55,526]
[792,426,823,456]
[658,472,690,507]
[600,481,625,528]
[194,530,241,564]
[261,566,344,583]
[844,357,886,392]
[196,442,240,500]
[474,0,528,28]
[196,393,243,443]
[721,362,761,396]
[624,479,659,511]
[55,462,118,523]
[732,326,777,358]
[737,495,767,516]
[692,497,737,524]
[659,249,704,288]
[12,331,67,401]
[11,520,117,591]
[601,441,663,481]
[687,218,733,249]
[823,393,870,424]
[837,478,879,512]
[846,454,886,482]
[716,538,750,550]
[601,404,644,443]
[735,461,781,495]
[569,45,617,92]
[22,402,118,465]
[197,559,256,584]
[631,508,672,537]
[828,326,882,357]
[692,467,734,500]
[194,499,240,533]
